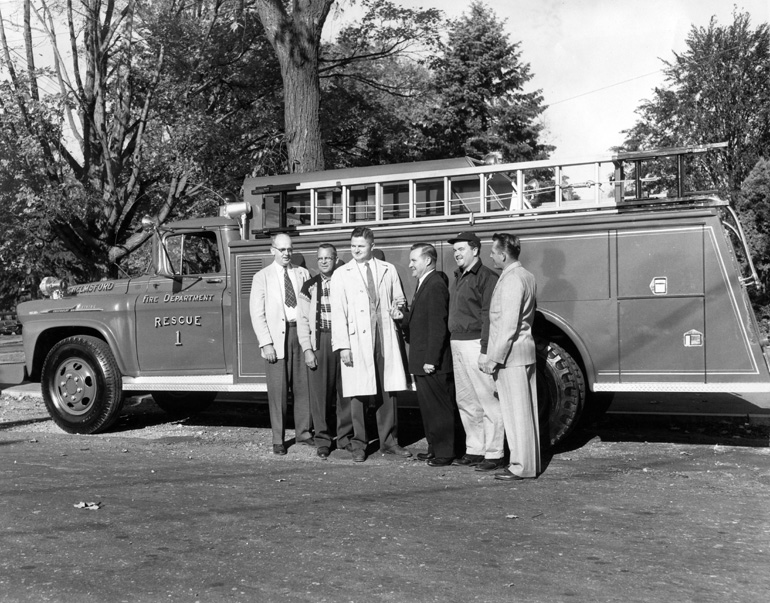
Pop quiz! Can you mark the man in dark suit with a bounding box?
[398,243,456,467]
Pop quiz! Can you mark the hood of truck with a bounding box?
[16,277,143,323]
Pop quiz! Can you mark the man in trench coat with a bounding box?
[330,227,412,462]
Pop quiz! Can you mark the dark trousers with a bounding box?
[337,325,398,452]
[305,331,339,449]
[264,324,311,445]
[415,372,456,458]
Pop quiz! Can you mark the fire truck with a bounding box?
[8,142,768,446]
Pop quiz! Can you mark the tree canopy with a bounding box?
[619,11,770,195]
[0,0,552,308]
[418,1,551,162]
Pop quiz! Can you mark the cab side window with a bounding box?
[166,232,222,275]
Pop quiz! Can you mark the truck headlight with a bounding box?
[39,277,67,299]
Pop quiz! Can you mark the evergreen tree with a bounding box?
[419,1,551,162]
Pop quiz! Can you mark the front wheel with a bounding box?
[41,335,124,434]
[536,340,586,447]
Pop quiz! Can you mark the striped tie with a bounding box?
[284,268,296,308]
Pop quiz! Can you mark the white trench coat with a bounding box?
[330,257,409,397]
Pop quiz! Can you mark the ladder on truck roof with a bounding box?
[241,142,729,231]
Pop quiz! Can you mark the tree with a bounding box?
[619,11,770,195]
[250,0,442,172]
[417,1,551,162]
[735,158,770,328]
[0,0,282,288]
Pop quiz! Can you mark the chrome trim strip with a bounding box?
[122,375,267,392]
[594,382,770,393]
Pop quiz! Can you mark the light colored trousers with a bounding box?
[496,363,540,478]
[450,339,504,459]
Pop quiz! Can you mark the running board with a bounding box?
[122,375,267,392]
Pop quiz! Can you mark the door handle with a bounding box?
[206,277,223,284]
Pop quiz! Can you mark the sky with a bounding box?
[330,0,770,161]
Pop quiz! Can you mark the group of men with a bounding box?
[249,226,541,481]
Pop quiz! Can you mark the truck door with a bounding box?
[617,226,705,383]
[135,231,227,373]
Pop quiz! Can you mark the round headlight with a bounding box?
[39,276,66,299]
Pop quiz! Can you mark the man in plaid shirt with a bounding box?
[297,243,341,459]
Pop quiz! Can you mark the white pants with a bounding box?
[496,363,540,478]
[450,339,504,459]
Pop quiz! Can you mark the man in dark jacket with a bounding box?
[398,243,456,466]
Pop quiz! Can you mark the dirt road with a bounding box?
[1,394,769,603]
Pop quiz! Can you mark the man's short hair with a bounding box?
[350,227,374,243]
[411,243,437,264]
[318,243,337,255]
[492,232,521,260]
[271,232,292,246]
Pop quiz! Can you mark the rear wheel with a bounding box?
[41,335,124,434]
[152,391,216,418]
[536,340,585,447]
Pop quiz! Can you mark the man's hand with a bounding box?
[390,304,404,320]
[423,363,435,374]
[304,349,317,369]
[478,354,499,375]
[341,349,354,367]
[262,344,277,364]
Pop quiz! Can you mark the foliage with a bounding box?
[619,11,770,195]
[735,158,770,329]
[0,0,283,298]
[417,1,552,162]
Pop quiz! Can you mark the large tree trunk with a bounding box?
[254,0,332,173]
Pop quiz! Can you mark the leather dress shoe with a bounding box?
[273,444,287,456]
[381,445,412,458]
[296,437,316,447]
[427,457,454,467]
[494,470,524,481]
[452,454,484,467]
[317,446,330,459]
[351,449,366,463]
[417,452,435,461]
[475,458,506,472]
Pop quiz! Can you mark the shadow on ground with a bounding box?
[113,396,770,454]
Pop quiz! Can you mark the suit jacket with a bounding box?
[401,270,452,375]
[297,273,326,352]
[249,261,310,360]
[330,257,409,396]
[486,261,537,367]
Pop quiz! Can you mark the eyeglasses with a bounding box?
[272,247,293,254]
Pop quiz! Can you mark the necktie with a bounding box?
[365,262,377,303]
[284,268,296,308]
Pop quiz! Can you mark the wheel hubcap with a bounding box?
[51,358,98,416]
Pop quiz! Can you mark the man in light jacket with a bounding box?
[481,232,540,480]
[330,227,412,462]
[297,243,340,459]
[250,232,311,455]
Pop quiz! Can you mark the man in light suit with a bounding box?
[330,227,412,462]
[250,232,312,455]
[481,232,540,480]
[399,243,456,467]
